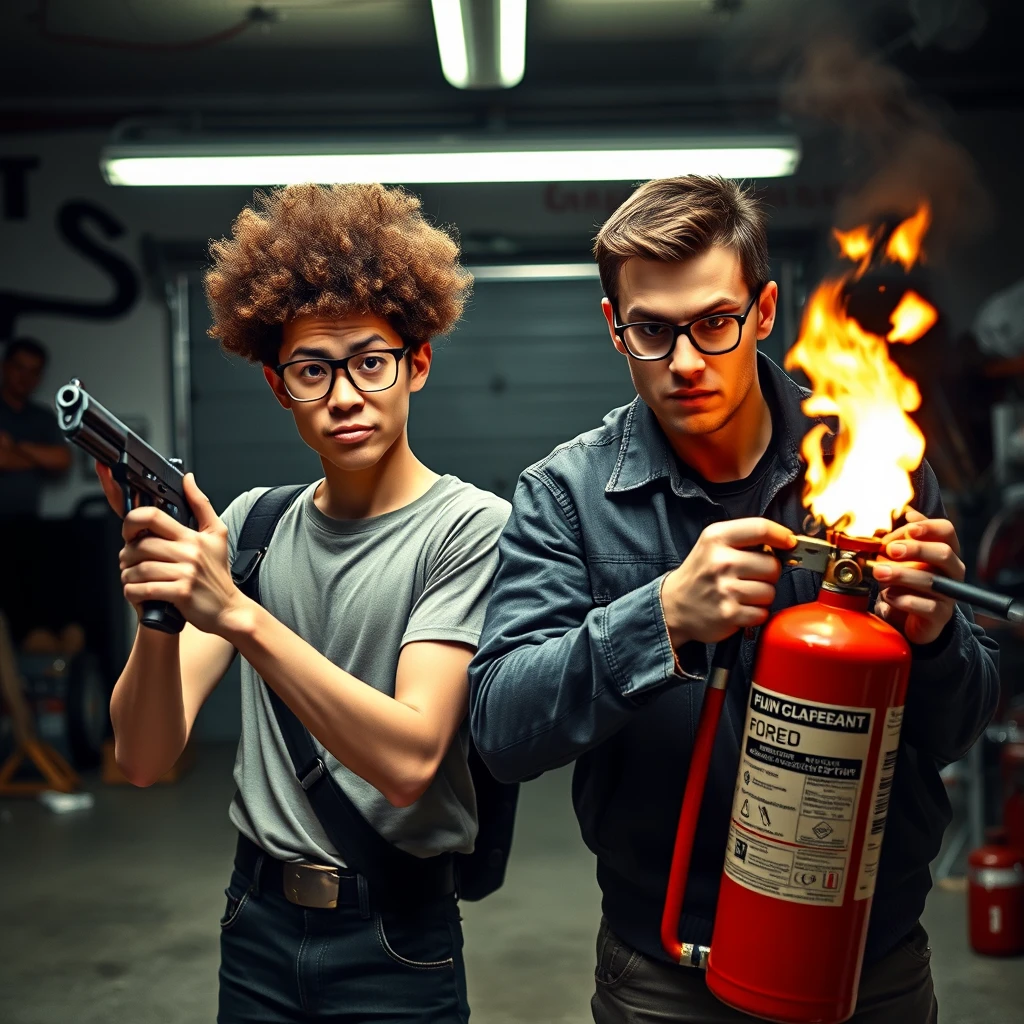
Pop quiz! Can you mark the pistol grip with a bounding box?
[141,601,186,634]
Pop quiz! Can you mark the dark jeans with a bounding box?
[218,858,470,1023]
[592,917,937,1024]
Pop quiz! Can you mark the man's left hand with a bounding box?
[873,508,965,645]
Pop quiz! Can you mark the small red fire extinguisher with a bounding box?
[662,536,911,1024]
[967,843,1024,956]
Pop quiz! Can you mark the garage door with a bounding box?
[187,272,634,510]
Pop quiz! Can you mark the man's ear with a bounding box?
[263,365,292,409]
[756,281,779,342]
[408,342,432,393]
[601,298,628,356]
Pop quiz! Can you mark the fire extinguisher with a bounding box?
[662,536,911,1024]
[967,843,1024,956]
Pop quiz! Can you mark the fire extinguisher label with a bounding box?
[724,683,875,906]
[854,704,903,900]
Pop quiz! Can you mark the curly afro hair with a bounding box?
[204,182,473,365]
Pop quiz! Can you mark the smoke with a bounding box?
[781,34,991,258]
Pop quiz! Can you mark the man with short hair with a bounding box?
[98,182,509,1023]
[0,336,71,518]
[469,175,998,1022]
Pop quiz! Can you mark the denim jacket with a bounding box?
[468,353,999,965]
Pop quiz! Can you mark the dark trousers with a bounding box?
[592,917,937,1024]
[218,854,470,1023]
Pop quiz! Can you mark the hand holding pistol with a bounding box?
[55,379,194,634]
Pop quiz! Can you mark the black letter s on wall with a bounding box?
[0,199,140,337]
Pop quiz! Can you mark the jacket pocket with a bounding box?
[588,556,676,607]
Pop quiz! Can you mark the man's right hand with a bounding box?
[661,518,795,648]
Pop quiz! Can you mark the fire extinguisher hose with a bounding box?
[865,561,1024,622]
[660,630,743,967]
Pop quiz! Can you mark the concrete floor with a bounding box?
[0,744,1020,1024]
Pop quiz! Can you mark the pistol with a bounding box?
[55,378,193,634]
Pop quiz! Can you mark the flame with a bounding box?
[833,224,878,279]
[784,204,935,538]
[885,204,931,271]
[887,290,938,344]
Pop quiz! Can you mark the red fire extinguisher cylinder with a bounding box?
[663,539,913,1024]
[967,845,1024,956]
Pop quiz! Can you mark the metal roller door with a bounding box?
[187,273,634,510]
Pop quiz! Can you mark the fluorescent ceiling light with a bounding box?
[432,0,469,89]
[432,0,528,89]
[499,0,527,88]
[102,136,801,186]
[469,263,599,281]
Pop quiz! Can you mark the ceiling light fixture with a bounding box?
[431,0,528,89]
[101,135,801,186]
[469,263,599,281]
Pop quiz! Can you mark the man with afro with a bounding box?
[97,182,510,1022]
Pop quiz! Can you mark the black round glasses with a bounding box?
[275,346,411,401]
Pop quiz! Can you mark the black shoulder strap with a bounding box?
[231,484,309,598]
[230,485,453,902]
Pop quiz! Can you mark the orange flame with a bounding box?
[885,204,931,271]
[887,290,938,344]
[784,204,935,538]
[833,224,878,279]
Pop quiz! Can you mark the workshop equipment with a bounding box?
[0,613,80,796]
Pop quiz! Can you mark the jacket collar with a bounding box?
[605,353,816,499]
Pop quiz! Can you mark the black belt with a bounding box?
[234,833,456,909]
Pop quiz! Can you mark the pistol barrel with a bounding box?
[55,379,128,460]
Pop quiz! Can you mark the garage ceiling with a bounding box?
[0,0,1019,131]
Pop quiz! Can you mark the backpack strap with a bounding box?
[231,484,309,600]
[230,485,455,906]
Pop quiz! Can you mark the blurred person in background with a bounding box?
[0,336,71,518]
[0,336,72,648]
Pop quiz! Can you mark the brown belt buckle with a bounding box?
[283,862,340,909]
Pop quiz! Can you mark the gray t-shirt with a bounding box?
[220,475,511,865]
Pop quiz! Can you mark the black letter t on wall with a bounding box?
[0,157,41,220]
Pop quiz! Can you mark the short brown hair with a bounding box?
[593,176,770,308]
[205,183,473,365]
